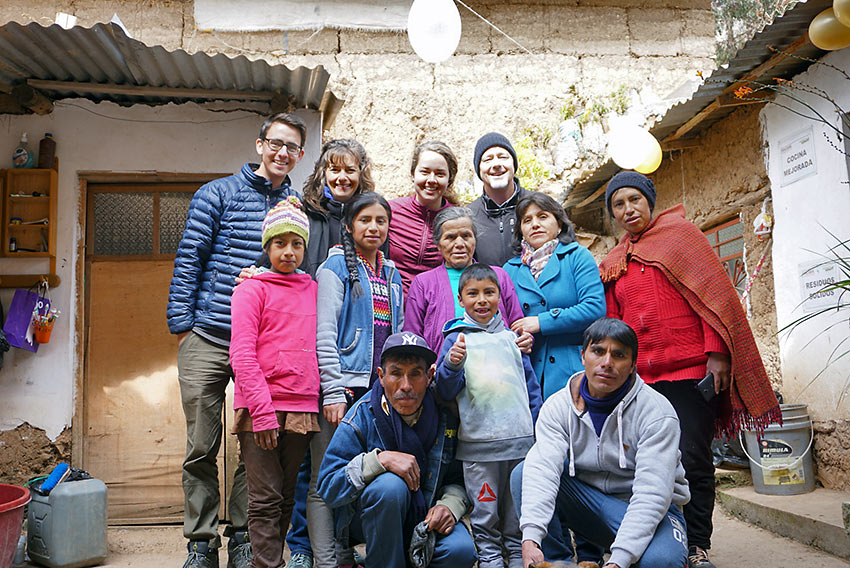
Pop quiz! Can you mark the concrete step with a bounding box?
[717,485,850,559]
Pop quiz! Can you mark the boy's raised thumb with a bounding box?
[458,333,465,344]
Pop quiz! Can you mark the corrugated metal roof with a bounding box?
[0,21,344,125]
[569,0,831,209]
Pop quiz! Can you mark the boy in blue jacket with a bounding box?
[436,263,542,568]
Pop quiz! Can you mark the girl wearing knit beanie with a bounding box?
[229,196,321,568]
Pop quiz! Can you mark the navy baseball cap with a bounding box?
[380,332,437,366]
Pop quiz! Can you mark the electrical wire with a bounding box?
[453,0,535,56]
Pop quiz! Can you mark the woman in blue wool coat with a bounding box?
[503,192,605,400]
[503,192,606,565]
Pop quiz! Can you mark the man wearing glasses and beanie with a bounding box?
[167,113,306,568]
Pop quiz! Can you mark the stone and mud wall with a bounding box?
[4,0,716,196]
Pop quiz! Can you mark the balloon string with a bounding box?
[453,0,535,56]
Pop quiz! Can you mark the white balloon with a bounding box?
[608,125,658,170]
[407,0,462,64]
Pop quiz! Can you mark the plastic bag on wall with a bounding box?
[3,285,50,352]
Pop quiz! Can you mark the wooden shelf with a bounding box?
[2,164,59,286]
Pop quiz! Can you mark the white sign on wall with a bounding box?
[779,127,817,187]
[799,260,841,312]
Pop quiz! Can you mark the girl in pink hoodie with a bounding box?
[229,196,320,568]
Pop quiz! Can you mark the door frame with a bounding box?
[72,172,228,473]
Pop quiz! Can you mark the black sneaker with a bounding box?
[687,545,716,568]
[183,541,218,568]
[227,531,252,568]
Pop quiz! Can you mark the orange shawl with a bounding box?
[599,204,781,437]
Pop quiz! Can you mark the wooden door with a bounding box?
[83,182,237,524]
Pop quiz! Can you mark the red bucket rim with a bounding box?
[0,484,31,513]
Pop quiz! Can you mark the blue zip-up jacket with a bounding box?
[167,164,300,336]
[503,241,606,399]
[436,313,542,461]
[317,392,468,546]
[316,247,404,406]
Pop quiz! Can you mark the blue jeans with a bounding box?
[348,473,478,568]
[284,450,312,556]
[511,463,688,568]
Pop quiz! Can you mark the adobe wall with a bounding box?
[2,0,716,196]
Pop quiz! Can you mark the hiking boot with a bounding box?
[687,546,716,568]
[183,541,218,568]
[226,531,252,568]
[577,562,602,568]
[289,552,313,568]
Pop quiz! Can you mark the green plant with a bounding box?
[515,135,550,191]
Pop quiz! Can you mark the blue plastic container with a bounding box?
[27,479,107,568]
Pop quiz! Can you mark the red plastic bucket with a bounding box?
[0,484,30,568]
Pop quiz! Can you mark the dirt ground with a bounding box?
[16,508,849,568]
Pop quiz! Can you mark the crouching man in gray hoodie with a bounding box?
[511,318,690,568]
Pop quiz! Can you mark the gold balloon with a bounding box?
[635,135,663,174]
[835,0,850,27]
[809,8,850,51]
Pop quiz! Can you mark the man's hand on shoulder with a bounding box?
[377,450,420,491]
[521,540,544,568]
[424,504,455,535]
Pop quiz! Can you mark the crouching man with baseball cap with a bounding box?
[317,332,478,568]
[511,318,691,568]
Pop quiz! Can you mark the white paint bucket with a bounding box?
[740,403,816,495]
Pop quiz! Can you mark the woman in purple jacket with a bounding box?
[403,207,532,354]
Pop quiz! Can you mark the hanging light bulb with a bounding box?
[407,0,462,64]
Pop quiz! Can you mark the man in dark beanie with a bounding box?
[468,132,536,266]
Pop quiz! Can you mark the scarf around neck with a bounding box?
[370,379,439,524]
[598,204,781,437]
[521,238,558,280]
[580,374,632,436]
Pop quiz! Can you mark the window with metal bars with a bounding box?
[704,217,746,296]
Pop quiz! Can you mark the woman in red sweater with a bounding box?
[599,171,780,568]
[388,141,458,294]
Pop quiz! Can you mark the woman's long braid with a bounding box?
[341,226,365,299]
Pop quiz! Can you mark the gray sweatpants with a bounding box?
[462,459,523,568]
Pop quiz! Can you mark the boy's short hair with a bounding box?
[458,264,501,295]
[259,112,307,147]
[582,318,639,363]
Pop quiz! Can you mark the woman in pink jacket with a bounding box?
[229,197,320,568]
[388,140,459,294]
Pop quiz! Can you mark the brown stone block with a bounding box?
[628,8,683,56]
[547,6,628,56]
[339,29,408,54]
[681,9,717,58]
[485,3,549,53]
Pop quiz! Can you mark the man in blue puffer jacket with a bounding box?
[167,112,306,568]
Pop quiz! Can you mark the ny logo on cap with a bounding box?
[402,333,418,345]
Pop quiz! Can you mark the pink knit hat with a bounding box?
[262,196,310,248]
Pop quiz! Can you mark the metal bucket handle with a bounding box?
[737,421,814,472]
